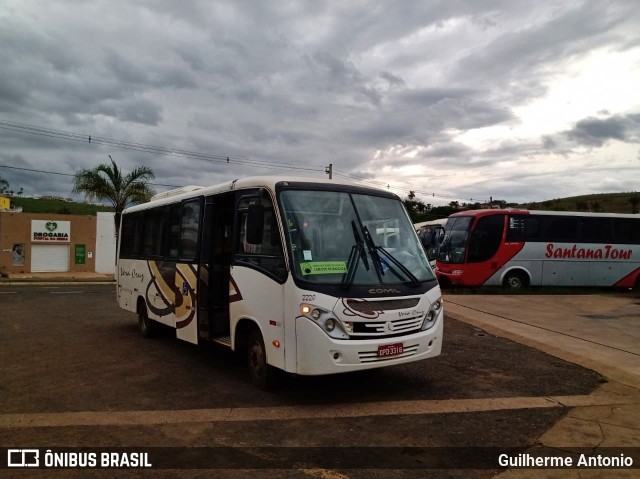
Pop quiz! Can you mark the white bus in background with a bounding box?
[415,218,448,265]
[117,177,443,388]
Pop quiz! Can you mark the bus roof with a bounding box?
[414,218,448,229]
[448,209,640,219]
[123,175,399,214]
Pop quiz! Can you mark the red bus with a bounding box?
[436,209,640,290]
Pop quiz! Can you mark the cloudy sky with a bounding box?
[1,0,639,206]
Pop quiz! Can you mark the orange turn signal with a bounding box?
[272,340,281,348]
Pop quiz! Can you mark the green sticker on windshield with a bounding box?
[300,261,347,275]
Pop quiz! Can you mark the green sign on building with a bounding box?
[75,244,86,265]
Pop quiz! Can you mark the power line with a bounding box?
[0,119,325,174]
[0,164,180,188]
[0,118,489,202]
[333,170,486,203]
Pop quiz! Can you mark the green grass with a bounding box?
[9,197,114,216]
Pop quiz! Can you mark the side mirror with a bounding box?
[246,203,264,244]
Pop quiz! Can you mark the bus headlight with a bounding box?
[432,298,442,311]
[299,304,348,339]
[421,296,442,331]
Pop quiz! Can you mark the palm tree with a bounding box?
[0,175,8,195]
[72,157,155,236]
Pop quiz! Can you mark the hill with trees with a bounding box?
[9,196,115,215]
[404,191,640,223]
[520,192,640,214]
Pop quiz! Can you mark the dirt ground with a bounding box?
[0,285,605,478]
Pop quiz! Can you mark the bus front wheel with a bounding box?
[247,329,279,390]
[503,271,528,290]
[138,302,155,338]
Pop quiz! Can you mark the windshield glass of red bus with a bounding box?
[279,189,434,285]
[439,216,473,264]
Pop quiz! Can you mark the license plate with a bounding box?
[377,342,404,358]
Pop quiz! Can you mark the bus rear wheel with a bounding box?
[247,329,279,390]
[503,271,528,290]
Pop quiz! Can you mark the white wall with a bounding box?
[95,212,117,274]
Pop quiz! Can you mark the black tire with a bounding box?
[138,303,155,338]
[247,329,279,390]
[503,270,528,290]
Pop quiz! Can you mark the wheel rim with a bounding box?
[507,275,522,289]
[249,341,265,380]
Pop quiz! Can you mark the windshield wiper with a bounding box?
[341,221,369,290]
[361,224,385,281]
[362,225,421,287]
[377,246,421,287]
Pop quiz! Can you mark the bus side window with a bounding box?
[507,216,525,241]
[131,212,144,257]
[180,199,201,261]
[614,219,640,244]
[236,196,286,282]
[167,205,181,260]
[142,209,166,257]
[542,216,578,242]
[579,217,612,243]
[120,215,134,257]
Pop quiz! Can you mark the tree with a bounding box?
[0,175,8,195]
[403,196,429,223]
[630,195,640,214]
[72,158,155,236]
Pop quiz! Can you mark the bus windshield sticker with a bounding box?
[303,250,313,261]
[300,261,347,275]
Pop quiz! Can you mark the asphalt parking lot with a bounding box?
[0,284,630,478]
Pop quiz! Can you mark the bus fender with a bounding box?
[233,317,286,371]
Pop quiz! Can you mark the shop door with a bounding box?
[31,244,70,272]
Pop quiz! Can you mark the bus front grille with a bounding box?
[345,298,420,313]
[345,315,424,337]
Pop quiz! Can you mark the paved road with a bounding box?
[0,285,607,478]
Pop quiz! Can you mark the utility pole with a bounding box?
[325,163,332,179]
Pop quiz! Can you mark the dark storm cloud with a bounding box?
[105,50,198,90]
[565,115,640,147]
[380,71,405,87]
[540,113,640,151]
